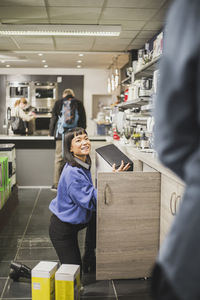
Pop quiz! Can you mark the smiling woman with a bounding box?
[49,127,96,278]
[48,127,129,281]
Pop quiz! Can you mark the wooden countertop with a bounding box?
[113,140,184,185]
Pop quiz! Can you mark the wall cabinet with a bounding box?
[160,174,184,245]
[96,170,160,280]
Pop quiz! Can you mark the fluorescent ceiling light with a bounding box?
[0,24,121,37]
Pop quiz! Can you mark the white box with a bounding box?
[32,261,59,300]
[55,264,81,300]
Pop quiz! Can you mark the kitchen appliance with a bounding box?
[6,81,30,108]
[139,77,153,97]
[31,81,58,112]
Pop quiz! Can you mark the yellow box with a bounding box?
[32,261,58,300]
[55,264,81,300]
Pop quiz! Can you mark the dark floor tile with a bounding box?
[38,188,56,199]
[16,247,58,261]
[25,212,52,235]
[18,188,39,203]
[0,262,10,277]
[0,278,7,295]
[2,278,31,298]
[21,236,52,248]
[113,278,151,298]
[0,248,17,261]
[0,235,22,249]
[81,297,116,300]
[81,280,115,298]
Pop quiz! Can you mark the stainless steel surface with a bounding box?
[31,81,58,111]
[6,80,58,112]
[6,81,31,108]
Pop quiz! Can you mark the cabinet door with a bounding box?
[160,174,185,245]
[96,171,160,280]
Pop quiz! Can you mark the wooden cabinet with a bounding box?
[160,174,184,245]
[96,171,160,280]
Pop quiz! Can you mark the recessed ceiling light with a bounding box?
[6,64,10,67]
[42,60,46,63]
[38,53,43,56]
[1,60,5,63]
[44,65,48,68]
[77,60,82,63]
[79,54,84,57]
[77,65,81,68]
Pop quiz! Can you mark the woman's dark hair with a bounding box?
[62,127,91,167]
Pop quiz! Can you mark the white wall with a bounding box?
[0,67,109,136]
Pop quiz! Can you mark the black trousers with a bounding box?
[83,212,96,262]
[49,214,87,275]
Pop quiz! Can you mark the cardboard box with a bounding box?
[55,264,81,300]
[32,261,58,300]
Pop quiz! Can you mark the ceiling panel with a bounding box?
[47,0,105,7]
[48,7,101,20]
[0,18,50,24]
[55,37,94,51]
[101,8,157,21]
[0,0,45,6]
[0,0,172,69]
[106,0,166,9]
[0,7,48,19]
[119,31,138,39]
[14,36,54,45]
[136,30,159,39]
[0,37,19,49]
[143,21,164,30]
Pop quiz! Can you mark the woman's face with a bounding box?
[70,133,91,161]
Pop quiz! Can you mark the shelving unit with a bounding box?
[117,98,150,110]
[134,55,161,79]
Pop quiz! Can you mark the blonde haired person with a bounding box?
[11,98,36,134]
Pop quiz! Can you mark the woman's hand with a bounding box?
[112,160,130,172]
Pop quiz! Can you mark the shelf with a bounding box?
[117,98,149,110]
[134,55,161,79]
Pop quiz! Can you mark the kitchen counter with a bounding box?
[113,140,184,185]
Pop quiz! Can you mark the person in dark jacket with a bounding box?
[152,0,200,299]
[49,88,86,191]
[49,127,130,277]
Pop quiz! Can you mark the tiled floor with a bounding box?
[0,187,153,300]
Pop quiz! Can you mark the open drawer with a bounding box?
[96,170,161,280]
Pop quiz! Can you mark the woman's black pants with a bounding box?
[49,214,87,275]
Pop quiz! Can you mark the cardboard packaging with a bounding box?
[55,264,81,300]
[32,261,58,300]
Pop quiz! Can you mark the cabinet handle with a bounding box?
[170,192,177,216]
[175,195,181,213]
[104,183,111,205]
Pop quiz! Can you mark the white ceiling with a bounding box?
[0,0,172,69]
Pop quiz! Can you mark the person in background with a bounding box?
[152,0,200,299]
[49,127,130,278]
[49,88,86,191]
[20,97,36,134]
[11,98,36,134]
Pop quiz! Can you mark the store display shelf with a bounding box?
[117,98,149,110]
[134,55,161,78]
